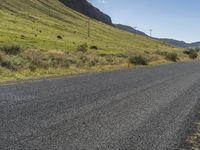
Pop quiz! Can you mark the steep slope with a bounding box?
[59,0,113,25]
[115,24,147,36]
[0,0,178,53]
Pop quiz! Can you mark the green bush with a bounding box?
[189,52,198,59]
[0,44,22,55]
[129,55,148,65]
[165,52,178,62]
[77,43,88,52]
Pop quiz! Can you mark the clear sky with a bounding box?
[89,0,200,43]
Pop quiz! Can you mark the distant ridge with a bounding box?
[59,0,113,25]
[158,39,200,48]
[115,24,147,36]
[115,24,200,48]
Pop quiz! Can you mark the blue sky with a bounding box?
[89,0,200,43]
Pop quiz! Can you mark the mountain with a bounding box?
[158,39,200,48]
[59,0,113,25]
[115,24,200,48]
[190,42,200,48]
[115,24,147,36]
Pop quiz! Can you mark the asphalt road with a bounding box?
[1,61,200,150]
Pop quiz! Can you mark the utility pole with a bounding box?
[88,18,90,37]
[149,29,152,37]
[133,27,137,37]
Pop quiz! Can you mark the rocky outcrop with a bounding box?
[59,0,113,25]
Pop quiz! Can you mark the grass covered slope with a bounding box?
[0,0,194,82]
[0,0,178,52]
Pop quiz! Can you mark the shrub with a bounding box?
[183,49,198,59]
[77,43,88,52]
[195,47,200,52]
[29,64,37,72]
[0,56,24,71]
[90,45,98,50]
[183,49,195,55]
[129,55,148,65]
[24,49,49,68]
[57,35,62,39]
[0,44,22,55]
[50,57,70,68]
[21,35,25,39]
[189,52,198,59]
[165,52,178,62]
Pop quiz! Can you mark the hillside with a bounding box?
[0,0,179,52]
[60,0,113,25]
[0,0,190,82]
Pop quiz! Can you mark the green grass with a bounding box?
[0,0,193,82]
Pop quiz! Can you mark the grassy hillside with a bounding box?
[0,0,179,52]
[0,0,193,82]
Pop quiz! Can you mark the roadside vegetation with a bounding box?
[183,120,200,150]
[0,43,199,82]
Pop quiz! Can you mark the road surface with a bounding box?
[1,61,200,150]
